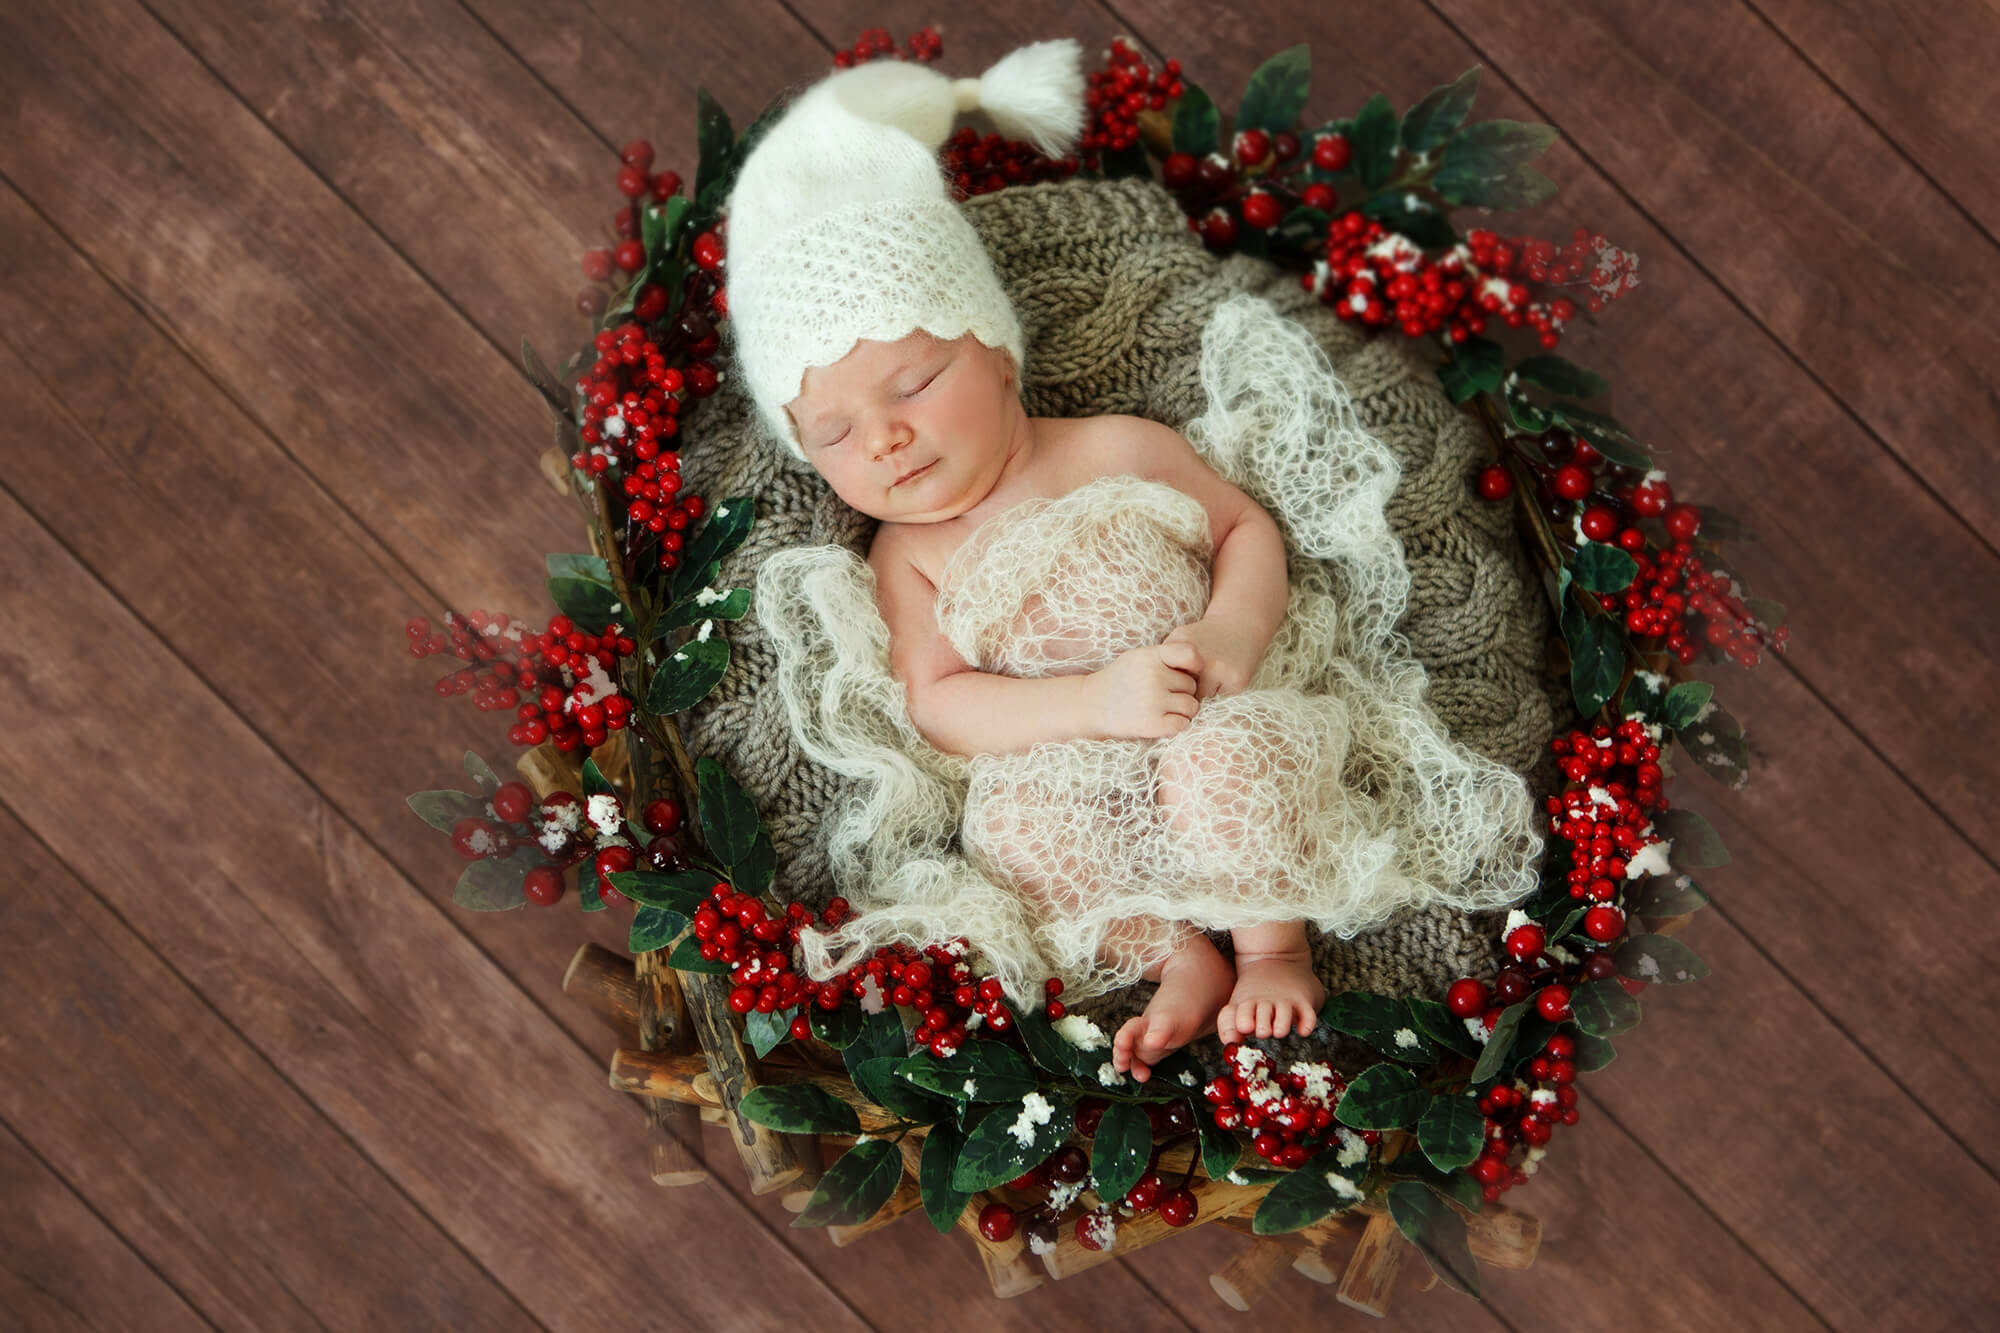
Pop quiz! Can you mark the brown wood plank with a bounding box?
[0,808,537,1333]
[0,1118,212,1333]
[0,6,1187,1324]
[1420,0,2000,542]
[0,493,869,1330]
[1742,0,2000,241]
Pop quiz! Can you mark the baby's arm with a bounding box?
[869,525,1107,757]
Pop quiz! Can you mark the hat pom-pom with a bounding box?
[970,38,1087,159]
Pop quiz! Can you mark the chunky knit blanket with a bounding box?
[680,175,1577,1076]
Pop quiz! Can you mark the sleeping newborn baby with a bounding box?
[722,40,1542,1084]
[789,325,1327,1081]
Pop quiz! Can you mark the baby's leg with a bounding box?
[1152,708,1327,1043]
[962,774,1232,1083]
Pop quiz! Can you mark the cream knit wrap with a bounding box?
[679,175,1578,1075]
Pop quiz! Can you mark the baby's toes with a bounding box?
[1256,1001,1275,1037]
[1273,1005,1293,1038]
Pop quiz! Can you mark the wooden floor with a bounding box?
[3,1,1996,1328]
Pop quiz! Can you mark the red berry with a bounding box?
[650,170,682,202]
[581,248,613,283]
[642,798,685,835]
[1583,904,1625,942]
[1445,977,1487,1018]
[1474,464,1513,501]
[1536,984,1573,1021]
[1505,922,1546,962]
[789,1013,811,1041]
[1311,134,1352,171]
[620,139,655,171]
[613,239,645,274]
[1300,182,1338,212]
[633,283,668,323]
[1664,504,1702,540]
[1241,190,1282,229]
[1273,130,1301,162]
[1157,1187,1197,1227]
[1201,209,1237,250]
[523,865,564,906]
[1233,128,1270,167]
[1580,504,1619,541]
[692,231,724,270]
[451,817,499,859]
[1552,464,1593,501]
[615,165,648,199]
[1162,151,1196,189]
[492,781,535,824]
[978,1202,1018,1242]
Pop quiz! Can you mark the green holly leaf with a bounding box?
[655,587,753,633]
[696,756,760,867]
[545,552,612,584]
[1469,1001,1529,1084]
[1407,996,1480,1058]
[1570,541,1639,594]
[740,1081,862,1135]
[1571,1030,1617,1072]
[667,934,728,974]
[1252,1143,1368,1234]
[1359,190,1458,249]
[646,635,729,714]
[1400,66,1480,155]
[1678,703,1750,790]
[463,750,503,796]
[580,757,617,800]
[1695,508,1760,545]
[1385,1153,1485,1213]
[406,788,490,834]
[1502,374,1553,433]
[1198,1105,1246,1182]
[843,1009,909,1085]
[852,1055,949,1124]
[547,575,622,635]
[1333,1063,1428,1130]
[1549,404,1650,470]
[951,1090,1075,1193]
[1416,1092,1486,1172]
[451,847,538,911]
[744,1005,798,1058]
[1237,45,1310,134]
[1433,118,1559,207]
[920,1122,975,1234]
[668,497,756,603]
[1089,1100,1154,1206]
[691,87,735,210]
[1620,670,1670,725]
[809,1004,863,1051]
[1351,93,1400,188]
[1661,681,1714,730]
[1571,979,1642,1037]
[1011,1008,1109,1083]
[1513,354,1608,401]
[1321,990,1438,1063]
[794,1139,905,1228]
[1170,82,1219,157]
[627,904,688,952]
[1615,934,1710,985]
[1653,806,1730,867]
[1386,1181,1481,1297]
[1438,335,1505,404]
[1632,872,1710,919]
[579,870,606,913]
[603,869,710,913]
[1564,608,1625,718]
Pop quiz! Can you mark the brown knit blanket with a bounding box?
[678,174,1577,1075]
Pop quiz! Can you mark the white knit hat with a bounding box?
[722,41,1088,459]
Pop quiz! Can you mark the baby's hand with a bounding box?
[1089,642,1202,740]
[1161,618,1262,700]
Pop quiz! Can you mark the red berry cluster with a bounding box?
[448,779,543,862]
[830,25,941,68]
[1609,540,1785,668]
[940,125,1083,201]
[1203,1042,1377,1169]
[406,610,636,752]
[1468,1052,1580,1202]
[983,1099,1206,1252]
[1080,39,1184,163]
[1547,717,1670,884]
[579,139,686,313]
[571,322,714,572]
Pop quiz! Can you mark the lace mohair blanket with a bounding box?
[687,175,1578,1075]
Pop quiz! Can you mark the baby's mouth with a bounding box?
[894,461,936,486]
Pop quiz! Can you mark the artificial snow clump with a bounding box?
[586,793,624,838]
[1393,1027,1419,1049]
[1007,1091,1055,1146]
[1053,1014,1110,1050]
[1625,837,1674,879]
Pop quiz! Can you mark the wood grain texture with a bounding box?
[1,0,1993,1325]
[0,1117,212,1333]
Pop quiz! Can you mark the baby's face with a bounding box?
[785,331,1026,524]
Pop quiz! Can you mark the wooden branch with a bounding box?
[1336,1210,1410,1316]
[608,1048,905,1132]
[514,741,582,802]
[1038,1176,1268,1279]
[561,943,640,1041]
[634,946,706,1188]
[538,443,571,498]
[1210,1235,1299,1310]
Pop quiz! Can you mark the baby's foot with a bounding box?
[1111,934,1236,1084]
[1217,950,1326,1044]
